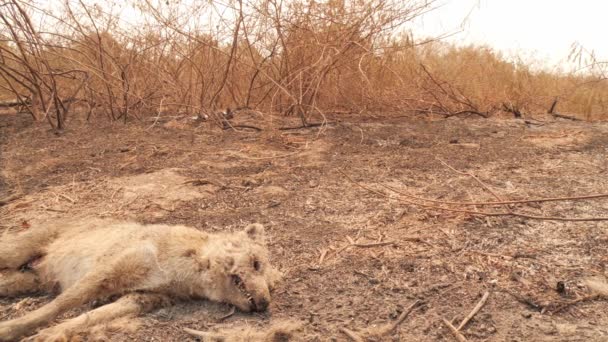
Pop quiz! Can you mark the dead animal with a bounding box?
[0,219,281,341]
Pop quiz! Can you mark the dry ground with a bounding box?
[1,111,607,341]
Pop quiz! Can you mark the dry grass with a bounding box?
[0,0,606,129]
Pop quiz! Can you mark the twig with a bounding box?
[183,327,211,338]
[384,300,421,333]
[0,192,22,207]
[380,183,608,206]
[217,306,236,322]
[436,158,505,204]
[339,170,608,222]
[223,124,262,131]
[57,193,76,203]
[442,318,468,342]
[352,241,396,248]
[552,112,581,121]
[146,97,165,130]
[182,179,225,188]
[547,294,602,314]
[500,288,542,311]
[229,150,301,160]
[457,291,490,330]
[318,249,328,265]
[339,327,364,342]
[340,300,421,341]
[278,122,335,130]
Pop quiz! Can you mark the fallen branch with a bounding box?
[182,179,225,188]
[278,122,335,131]
[444,110,488,119]
[548,98,581,121]
[217,306,236,322]
[183,327,209,339]
[339,170,608,222]
[457,291,490,330]
[0,99,29,108]
[502,102,523,118]
[500,288,542,311]
[57,193,76,204]
[552,112,581,121]
[0,192,22,207]
[318,249,328,265]
[223,124,263,131]
[379,300,422,334]
[352,241,396,248]
[228,150,302,160]
[442,318,468,342]
[547,295,601,314]
[380,183,608,206]
[436,158,503,203]
[339,328,365,342]
[340,300,422,341]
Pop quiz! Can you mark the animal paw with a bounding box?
[0,323,21,342]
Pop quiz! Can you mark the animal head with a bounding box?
[198,223,282,312]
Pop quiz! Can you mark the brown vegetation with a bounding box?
[0,0,606,129]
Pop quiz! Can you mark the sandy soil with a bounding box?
[1,111,607,341]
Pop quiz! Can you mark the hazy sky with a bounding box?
[414,0,608,70]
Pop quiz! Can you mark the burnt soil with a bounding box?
[1,111,608,341]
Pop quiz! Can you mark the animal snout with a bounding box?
[254,298,269,312]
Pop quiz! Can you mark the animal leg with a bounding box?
[0,227,59,270]
[0,271,41,297]
[0,243,166,341]
[31,293,172,341]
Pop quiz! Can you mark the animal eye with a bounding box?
[253,260,261,271]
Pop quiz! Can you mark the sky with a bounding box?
[44,0,606,72]
[413,0,608,71]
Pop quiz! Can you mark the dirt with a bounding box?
[1,112,608,341]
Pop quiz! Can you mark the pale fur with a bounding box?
[0,219,281,341]
[184,320,303,341]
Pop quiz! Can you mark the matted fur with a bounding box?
[0,219,281,341]
[184,320,303,341]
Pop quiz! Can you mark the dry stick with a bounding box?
[457,291,490,331]
[340,300,421,341]
[338,170,608,222]
[217,306,236,322]
[228,150,301,160]
[318,249,328,265]
[0,192,22,207]
[436,158,505,204]
[383,300,421,333]
[339,327,365,342]
[183,327,211,339]
[379,183,608,206]
[437,158,514,221]
[442,318,468,342]
[57,193,76,204]
[352,241,396,248]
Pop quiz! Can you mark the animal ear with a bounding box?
[243,223,265,242]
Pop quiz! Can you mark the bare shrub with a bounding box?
[0,0,606,129]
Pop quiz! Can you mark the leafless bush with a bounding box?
[0,0,606,130]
